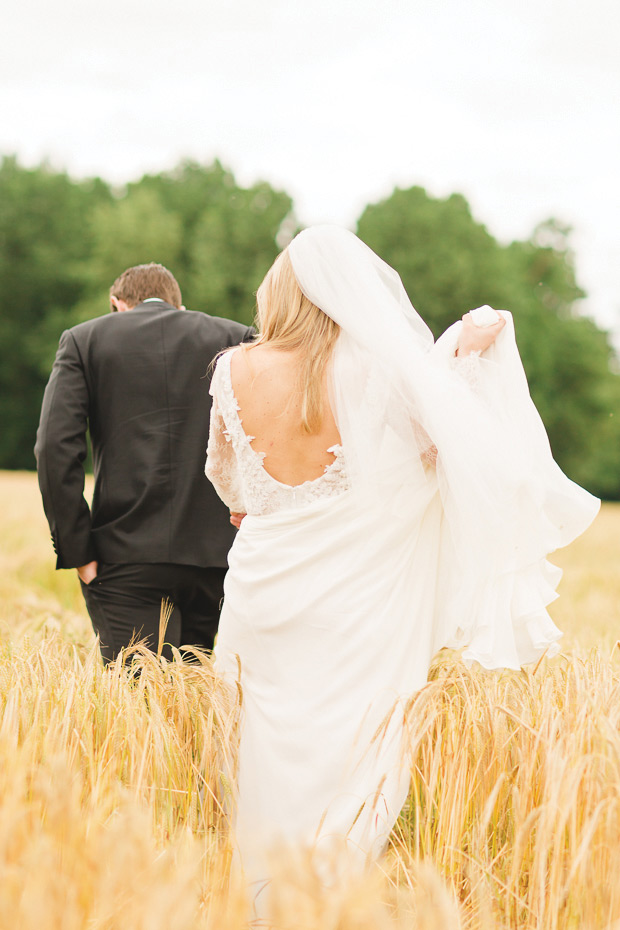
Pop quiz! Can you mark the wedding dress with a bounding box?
[204,226,599,893]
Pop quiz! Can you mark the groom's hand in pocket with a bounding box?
[77,561,98,585]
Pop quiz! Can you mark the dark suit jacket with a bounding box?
[35,301,254,569]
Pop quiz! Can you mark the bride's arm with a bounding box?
[450,309,506,391]
[414,421,438,467]
[421,310,506,466]
[205,389,246,515]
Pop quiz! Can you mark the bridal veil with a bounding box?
[288,225,599,669]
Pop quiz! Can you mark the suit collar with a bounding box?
[132,299,179,312]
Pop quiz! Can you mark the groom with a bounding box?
[35,262,254,663]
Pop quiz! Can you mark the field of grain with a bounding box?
[0,471,619,929]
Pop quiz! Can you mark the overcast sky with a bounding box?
[3,0,619,340]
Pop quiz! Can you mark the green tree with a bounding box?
[80,161,293,324]
[357,187,506,336]
[0,157,110,468]
[129,160,238,279]
[73,186,184,323]
[188,178,293,324]
[3,157,617,498]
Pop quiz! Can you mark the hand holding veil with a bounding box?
[288,225,599,669]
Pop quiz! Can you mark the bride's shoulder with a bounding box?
[230,345,303,406]
[231,344,295,379]
[214,345,244,374]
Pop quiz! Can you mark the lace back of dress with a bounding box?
[207,351,351,517]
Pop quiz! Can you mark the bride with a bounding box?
[205,225,599,897]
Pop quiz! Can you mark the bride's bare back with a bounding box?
[230,344,342,487]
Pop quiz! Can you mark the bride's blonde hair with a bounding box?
[252,248,340,434]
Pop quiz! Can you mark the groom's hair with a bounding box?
[110,263,182,310]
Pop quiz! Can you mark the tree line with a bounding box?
[1,155,618,498]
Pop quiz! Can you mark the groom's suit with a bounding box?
[35,300,254,661]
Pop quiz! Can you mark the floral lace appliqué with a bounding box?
[450,350,482,391]
[205,351,351,516]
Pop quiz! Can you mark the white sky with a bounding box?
[2,0,619,341]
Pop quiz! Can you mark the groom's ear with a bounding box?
[110,296,133,313]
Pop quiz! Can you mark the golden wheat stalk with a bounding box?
[1,474,620,928]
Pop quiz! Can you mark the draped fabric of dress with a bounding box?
[204,227,600,894]
[206,350,443,886]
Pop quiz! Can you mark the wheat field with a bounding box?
[0,471,619,929]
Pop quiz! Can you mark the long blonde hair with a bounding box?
[252,248,340,434]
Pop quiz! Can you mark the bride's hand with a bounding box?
[230,512,246,529]
[456,310,505,357]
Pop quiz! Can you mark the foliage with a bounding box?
[0,157,110,467]
[0,157,617,496]
[133,161,293,321]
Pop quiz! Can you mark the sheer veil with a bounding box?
[288,225,599,669]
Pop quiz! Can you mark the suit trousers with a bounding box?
[80,562,227,664]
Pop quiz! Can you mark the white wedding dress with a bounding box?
[204,226,600,899]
